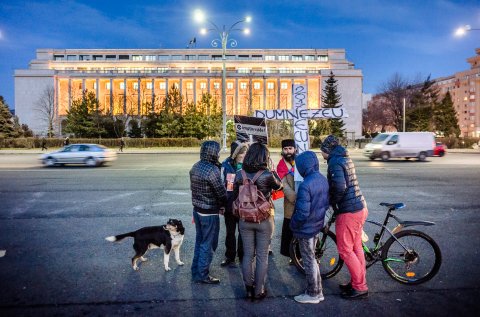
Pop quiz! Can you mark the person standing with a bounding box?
[320,135,369,299]
[290,151,329,304]
[41,137,48,151]
[277,139,296,260]
[233,142,282,301]
[119,137,125,152]
[190,141,227,284]
[220,141,248,267]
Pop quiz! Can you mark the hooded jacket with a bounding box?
[190,141,227,213]
[326,145,366,214]
[290,151,329,239]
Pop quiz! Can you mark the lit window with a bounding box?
[292,55,303,61]
[200,82,207,89]
[146,82,153,90]
[227,82,233,89]
[281,83,288,90]
[186,82,193,89]
[240,82,247,90]
[120,82,125,90]
[279,68,289,73]
[158,55,169,61]
[265,55,275,61]
[214,83,220,89]
[304,55,315,61]
[317,55,328,62]
[93,82,97,89]
[106,82,111,90]
[267,82,274,90]
[145,55,157,61]
[173,83,179,89]
[238,68,250,73]
[278,55,289,61]
[253,82,261,90]
[159,82,166,90]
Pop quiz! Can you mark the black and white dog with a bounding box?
[105,219,185,271]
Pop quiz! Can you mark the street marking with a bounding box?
[163,190,189,196]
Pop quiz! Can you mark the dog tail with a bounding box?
[105,232,134,242]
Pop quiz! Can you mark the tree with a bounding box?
[406,75,440,132]
[155,86,183,137]
[0,96,17,138]
[128,118,142,138]
[198,92,222,139]
[35,86,57,137]
[362,95,395,135]
[434,92,460,137]
[64,91,105,137]
[322,71,345,137]
[378,73,411,131]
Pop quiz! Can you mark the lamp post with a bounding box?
[194,9,251,152]
[454,25,480,37]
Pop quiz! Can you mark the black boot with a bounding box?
[245,285,255,302]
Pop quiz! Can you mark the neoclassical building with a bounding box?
[15,48,363,137]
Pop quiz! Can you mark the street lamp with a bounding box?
[193,9,252,152]
[454,25,480,37]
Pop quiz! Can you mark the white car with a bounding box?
[40,144,117,167]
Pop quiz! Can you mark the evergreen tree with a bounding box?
[0,96,16,138]
[407,75,439,132]
[434,92,460,137]
[156,86,183,137]
[198,92,222,139]
[64,91,105,137]
[182,101,205,139]
[128,118,142,138]
[322,71,345,137]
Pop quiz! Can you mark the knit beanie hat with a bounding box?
[320,135,339,154]
[281,139,295,148]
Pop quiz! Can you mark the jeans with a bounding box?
[224,212,243,261]
[191,209,220,281]
[336,207,368,291]
[298,236,322,296]
[239,216,274,296]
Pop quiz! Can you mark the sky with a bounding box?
[0,0,479,110]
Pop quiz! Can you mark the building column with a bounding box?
[123,79,127,114]
[263,77,267,110]
[109,78,113,112]
[68,78,72,110]
[137,78,141,115]
[151,78,155,112]
[179,78,183,113]
[165,78,169,96]
[319,76,322,107]
[249,78,253,114]
[291,78,294,108]
[82,79,86,97]
[277,78,281,109]
[207,78,210,94]
[305,78,309,109]
[235,78,239,115]
[193,78,197,105]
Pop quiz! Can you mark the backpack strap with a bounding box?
[251,170,265,183]
[240,169,249,185]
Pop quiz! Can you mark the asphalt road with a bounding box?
[0,151,479,316]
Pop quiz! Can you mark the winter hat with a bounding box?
[320,135,339,154]
[231,143,249,161]
[281,139,295,148]
[230,141,241,157]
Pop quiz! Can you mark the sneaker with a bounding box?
[294,293,324,304]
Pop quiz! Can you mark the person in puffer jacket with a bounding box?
[190,141,227,284]
[290,151,329,304]
[320,135,369,300]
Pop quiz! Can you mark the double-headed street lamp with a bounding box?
[454,25,480,37]
[194,9,252,152]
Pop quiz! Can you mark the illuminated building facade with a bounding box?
[15,48,363,137]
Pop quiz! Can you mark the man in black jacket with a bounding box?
[321,135,369,299]
[190,141,227,284]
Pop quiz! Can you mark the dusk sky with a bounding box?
[0,0,479,110]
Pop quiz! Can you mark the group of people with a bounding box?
[189,135,369,304]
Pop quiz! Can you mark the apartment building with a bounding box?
[14,48,363,136]
[434,48,480,137]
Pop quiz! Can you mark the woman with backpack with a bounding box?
[232,142,282,301]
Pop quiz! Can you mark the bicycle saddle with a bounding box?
[379,202,405,210]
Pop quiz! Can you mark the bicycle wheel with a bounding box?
[381,229,442,285]
[290,230,344,279]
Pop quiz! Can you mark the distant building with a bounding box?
[433,48,480,137]
[15,48,364,137]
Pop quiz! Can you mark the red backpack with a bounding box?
[233,170,272,223]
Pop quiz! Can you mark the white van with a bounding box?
[364,132,435,161]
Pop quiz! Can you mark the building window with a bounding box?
[172,83,179,89]
[79,55,90,61]
[186,82,193,89]
[158,55,170,61]
[106,55,116,60]
[238,68,250,73]
[278,55,289,61]
[212,55,222,60]
[317,55,328,62]
[146,82,153,90]
[214,82,220,89]
[93,82,97,89]
[240,82,247,90]
[279,68,289,73]
[198,55,209,60]
[200,82,207,89]
[120,82,125,90]
[253,82,261,90]
[267,82,274,90]
[171,55,182,60]
[292,68,305,73]
[106,82,111,90]
[186,55,197,60]
[132,55,142,61]
[292,55,303,61]
[159,82,166,90]
[281,82,288,90]
[226,82,233,89]
[92,55,103,60]
[119,55,129,60]
[226,55,236,60]
[54,55,65,61]
[251,55,263,60]
[265,55,276,61]
[145,55,156,61]
[238,55,249,60]
[67,55,77,61]
[304,55,315,61]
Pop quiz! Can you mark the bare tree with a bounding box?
[35,86,57,137]
[378,73,412,131]
[362,95,395,134]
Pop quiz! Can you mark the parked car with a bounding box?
[433,142,446,157]
[40,144,117,167]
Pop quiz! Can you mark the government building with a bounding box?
[15,48,364,138]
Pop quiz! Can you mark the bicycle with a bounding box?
[289,202,442,285]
